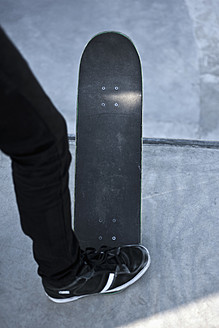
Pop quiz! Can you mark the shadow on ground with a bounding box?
[0,141,218,328]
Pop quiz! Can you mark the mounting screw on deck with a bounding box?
[101,103,106,107]
[98,236,103,240]
[112,218,117,223]
[112,236,116,241]
[114,103,119,107]
[115,86,119,90]
[99,218,103,223]
[101,86,106,90]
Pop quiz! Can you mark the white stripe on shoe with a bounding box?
[46,273,115,303]
[45,246,151,303]
[100,273,115,293]
[103,246,151,294]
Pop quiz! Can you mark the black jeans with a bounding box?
[0,27,81,287]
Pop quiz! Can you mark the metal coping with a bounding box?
[68,134,219,150]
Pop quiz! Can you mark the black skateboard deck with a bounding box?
[74,32,142,250]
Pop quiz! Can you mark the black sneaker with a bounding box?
[43,244,150,303]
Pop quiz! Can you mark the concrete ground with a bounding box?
[0,0,219,140]
[0,0,219,327]
[0,142,219,328]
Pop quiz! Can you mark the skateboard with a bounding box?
[74,32,142,250]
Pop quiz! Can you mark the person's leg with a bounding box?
[0,28,151,303]
[0,27,81,287]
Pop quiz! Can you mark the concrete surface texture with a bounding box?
[0,142,219,328]
[1,1,219,328]
[0,0,219,140]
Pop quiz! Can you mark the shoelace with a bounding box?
[81,245,130,271]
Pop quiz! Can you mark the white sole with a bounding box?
[45,245,151,304]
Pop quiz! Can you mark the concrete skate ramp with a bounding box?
[0,138,218,328]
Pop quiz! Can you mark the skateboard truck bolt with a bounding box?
[101,103,106,107]
[112,236,116,241]
[114,103,119,107]
[98,236,103,240]
[115,86,119,90]
[101,86,106,90]
[112,218,117,223]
